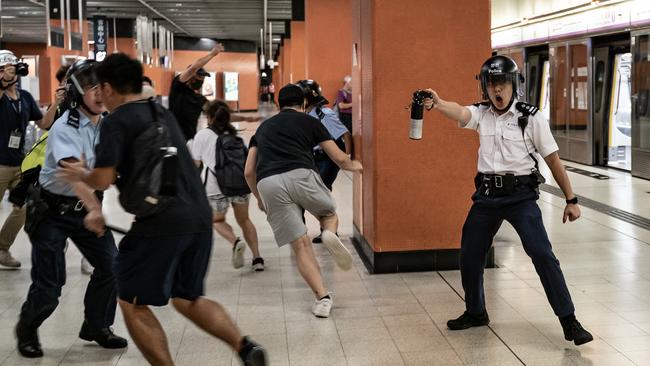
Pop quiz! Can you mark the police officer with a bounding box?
[423,55,593,346]
[297,80,351,243]
[15,60,127,358]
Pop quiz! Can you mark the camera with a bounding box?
[409,90,433,140]
[15,62,29,77]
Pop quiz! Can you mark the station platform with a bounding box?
[1,133,650,365]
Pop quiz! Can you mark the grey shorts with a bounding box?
[208,194,250,214]
[257,168,336,246]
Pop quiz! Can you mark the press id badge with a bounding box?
[8,130,21,149]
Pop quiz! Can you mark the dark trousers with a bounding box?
[460,185,575,318]
[19,212,118,329]
[339,113,352,134]
[315,154,340,191]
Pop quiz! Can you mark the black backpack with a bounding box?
[209,131,251,196]
[118,100,178,217]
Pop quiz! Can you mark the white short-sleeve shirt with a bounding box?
[191,128,222,196]
[463,99,558,176]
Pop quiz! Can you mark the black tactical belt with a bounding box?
[476,173,538,197]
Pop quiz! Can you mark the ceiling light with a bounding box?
[1,16,17,19]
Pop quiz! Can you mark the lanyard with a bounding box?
[10,98,22,117]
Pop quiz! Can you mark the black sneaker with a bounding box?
[238,336,267,366]
[79,320,128,349]
[15,322,43,358]
[252,257,265,272]
[447,311,490,330]
[561,316,594,346]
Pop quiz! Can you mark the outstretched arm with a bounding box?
[423,89,472,126]
[178,44,224,83]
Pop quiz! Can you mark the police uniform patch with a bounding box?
[515,102,538,116]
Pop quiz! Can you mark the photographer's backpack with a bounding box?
[209,132,251,196]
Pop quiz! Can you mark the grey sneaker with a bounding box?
[232,239,246,269]
[0,250,21,268]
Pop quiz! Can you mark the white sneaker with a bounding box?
[321,231,352,271]
[231,239,246,269]
[81,257,94,275]
[312,296,333,318]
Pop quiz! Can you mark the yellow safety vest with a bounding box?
[21,131,48,173]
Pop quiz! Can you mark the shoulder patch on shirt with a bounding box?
[515,102,539,116]
[66,109,80,129]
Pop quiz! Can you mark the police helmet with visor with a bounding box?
[477,55,523,108]
[296,79,329,107]
[65,59,100,114]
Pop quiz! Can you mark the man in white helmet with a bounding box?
[0,50,49,268]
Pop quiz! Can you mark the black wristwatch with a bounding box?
[566,197,578,205]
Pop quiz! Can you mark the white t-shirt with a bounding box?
[463,100,559,176]
[191,128,222,196]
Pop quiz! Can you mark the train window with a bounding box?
[595,61,605,114]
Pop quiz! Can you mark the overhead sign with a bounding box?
[93,16,108,61]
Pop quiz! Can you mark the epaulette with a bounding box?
[472,101,490,108]
[515,101,538,116]
[66,108,80,129]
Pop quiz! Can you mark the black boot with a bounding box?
[79,320,128,349]
[560,314,593,346]
[15,321,43,358]
[447,311,490,330]
[238,336,267,366]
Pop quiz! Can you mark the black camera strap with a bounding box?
[515,102,546,185]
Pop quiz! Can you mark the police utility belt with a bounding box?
[475,173,540,197]
[40,188,103,216]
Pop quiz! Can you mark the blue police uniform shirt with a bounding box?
[0,88,43,166]
[39,109,101,197]
[309,107,348,151]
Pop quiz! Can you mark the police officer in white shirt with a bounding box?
[423,55,593,346]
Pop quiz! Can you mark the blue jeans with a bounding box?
[19,212,118,329]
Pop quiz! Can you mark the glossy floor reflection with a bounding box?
[2,130,650,364]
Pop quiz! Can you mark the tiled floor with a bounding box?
[2,114,650,364]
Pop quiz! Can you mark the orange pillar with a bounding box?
[352,0,491,273]
[290,21,306,82]
[282,39,293,85]
[305,0,352,104]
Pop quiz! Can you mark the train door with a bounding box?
[593,41,632,171]
[524,47,549,120]
[549,40,593,164]
[631,29,650,179]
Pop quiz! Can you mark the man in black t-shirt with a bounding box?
[169,44,223,141]
[244,84,363,319]
[59,54,267,366]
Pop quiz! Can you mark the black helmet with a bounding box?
[65,59,98,109]
[477,55,523,102]
[296,79,329,107]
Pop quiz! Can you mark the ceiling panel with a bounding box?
[1,0,291,44]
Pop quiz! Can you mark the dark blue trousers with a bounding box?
[315,155,340,191]
[19,212,118,329]
[461,185,575,318]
